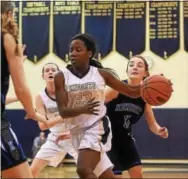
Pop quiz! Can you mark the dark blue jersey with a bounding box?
[1,34,27,171]
[106,80,146,136]
[1,33,10,126]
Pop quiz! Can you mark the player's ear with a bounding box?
[88,51,92,59]
[145,71,150,78]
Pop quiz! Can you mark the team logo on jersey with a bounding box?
[115,103,142,115]
[47,107,59,114]
[67,82,96,92]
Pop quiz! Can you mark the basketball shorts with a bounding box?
[70,116,114,177]
[35,132,78,167]
[1,126,27,171]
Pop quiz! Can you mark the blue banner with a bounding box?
[184,2,188,53]
[116,2,146,58]
[85,2,113,58]
[53,1,81,61]
[22,1,50,63]
[14,1,20,25]
[149,1,180,59]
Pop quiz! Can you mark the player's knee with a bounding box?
[76,167,93,178]
[130,169,143,178]
[30,166,38,178]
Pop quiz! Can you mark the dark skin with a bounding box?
[54,39,140,178]
[55,40,140,118]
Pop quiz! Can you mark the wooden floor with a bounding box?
[38,164,188,178]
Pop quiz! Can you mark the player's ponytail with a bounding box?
[89,59,120,80]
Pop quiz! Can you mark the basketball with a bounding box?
[141,75,173,106]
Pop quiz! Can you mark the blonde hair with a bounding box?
[1,1,18,40]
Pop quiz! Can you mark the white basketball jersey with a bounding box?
[40,89,66,134]
[61,66,106,130]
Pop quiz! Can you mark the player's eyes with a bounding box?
[138,65,143,67]
[69,48,82,53]
[76,48,82,52]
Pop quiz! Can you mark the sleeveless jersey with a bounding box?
[1,33,10,128]
[40,88,66,134]
[106,80,146,136]
[61,66,106,130]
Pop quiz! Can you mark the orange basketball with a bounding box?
[141,75,173,106]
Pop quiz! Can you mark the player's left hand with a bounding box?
[158,127,169,139]
[25,111,48,128]
[55,133,72,144]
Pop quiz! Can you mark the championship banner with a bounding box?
[53,1,81,61]
[184,2,188,53]
[85,1,113,58]
[22,1,50,63]
[150,1,180,59]
[14,1,20,25]
[116,1,146,59]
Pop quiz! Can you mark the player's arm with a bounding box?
[4,34,35,117]
[54,71,100,118]
[4,33,47,124]
[35,94,64,131]
[105,87,119,103]
[55,132,71,144]
[5,96,19,105]
[144,103,168,138]
[98,69,140,98]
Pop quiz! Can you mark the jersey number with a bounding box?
[123,115,131,129]
[75,91,92,106]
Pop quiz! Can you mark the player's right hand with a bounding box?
[82,97,100,115]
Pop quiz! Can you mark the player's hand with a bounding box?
[25,111,48,127]
[158,127,169,139]
[55,133,72,144]
[82,97,100,115]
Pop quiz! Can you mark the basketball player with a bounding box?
[106,55,169,178]
[1,2,47,178]
[31,63,78,177]
[54,33,140,178]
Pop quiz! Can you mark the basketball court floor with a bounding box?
[38,159,188,178]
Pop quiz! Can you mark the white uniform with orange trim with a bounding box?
[34,89,77,167]
[61,66,113,177]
